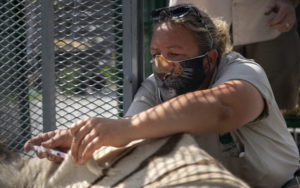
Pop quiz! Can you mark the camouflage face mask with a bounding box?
[152,53,208,101]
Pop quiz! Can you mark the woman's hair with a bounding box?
[152,4,232,59]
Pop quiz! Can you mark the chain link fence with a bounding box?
[0,0,143,155]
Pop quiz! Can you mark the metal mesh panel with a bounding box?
[0,0,42,152]
[0,0,124,154]
[53,0,123,129]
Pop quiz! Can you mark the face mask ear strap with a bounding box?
[205,54,211,74]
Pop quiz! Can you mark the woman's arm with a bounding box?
[128,80,264,139]
[70,79,264,164]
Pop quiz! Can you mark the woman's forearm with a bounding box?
[126,80,263,142]
[127,89,230,141]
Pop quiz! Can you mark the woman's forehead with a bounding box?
[151,22,198,48]
[154,22,185,33]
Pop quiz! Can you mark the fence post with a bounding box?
[122,0,144,114]
[41,0,56,132]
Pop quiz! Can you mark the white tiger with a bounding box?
[0,133,249,188]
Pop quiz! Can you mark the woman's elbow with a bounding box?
[215,104,237,135]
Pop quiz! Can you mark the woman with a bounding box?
[24,4,299,187]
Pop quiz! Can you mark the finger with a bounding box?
[270,22,291,32]
[35,149,49,159]
[270,24,285,32]
[24,135,45,152]
[47,154,64,163]
[283,15,296,29]
[77,130,97,162]
[71,124,93,162]
[24,131,56,152]
[80,137,101,164]
[280,23,291,32]
[41,137,57,148]
[24,140,34,152]
[269,11,286,27]
[70,119,88,136]
[41,130,65,148]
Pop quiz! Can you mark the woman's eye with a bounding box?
[168,53,180,58]
[151,53,159,58]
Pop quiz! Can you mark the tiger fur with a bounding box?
[0,133,249,188]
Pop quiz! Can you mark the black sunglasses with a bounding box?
[151,4,202,22]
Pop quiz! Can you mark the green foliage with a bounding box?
[102,65,118,84]
[57,65,81,95]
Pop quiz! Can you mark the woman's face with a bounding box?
[150,22,214,100]
[150,22,201,61]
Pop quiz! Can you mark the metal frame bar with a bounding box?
[41,0,56,132]
[122,0,144,114]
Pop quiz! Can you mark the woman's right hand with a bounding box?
[24,129,72,163]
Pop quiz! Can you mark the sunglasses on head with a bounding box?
[151,4,214,49]
[151,4,202,22]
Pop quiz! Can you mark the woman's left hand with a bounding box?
[69,117,131,164]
